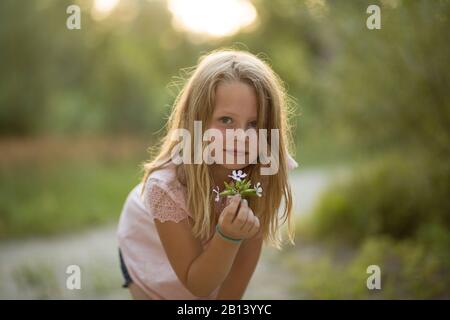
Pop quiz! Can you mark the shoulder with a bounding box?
[141,162,191,223]
[148,162,184,192]
[144,162,186,200]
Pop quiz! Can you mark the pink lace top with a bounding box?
[117,155,298,300]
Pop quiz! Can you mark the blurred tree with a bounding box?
[0,0,448,163]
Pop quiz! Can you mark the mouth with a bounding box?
[224,149,249,156]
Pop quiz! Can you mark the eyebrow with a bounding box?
[217,111,257,121]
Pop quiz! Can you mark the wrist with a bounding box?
[215,224,243,245]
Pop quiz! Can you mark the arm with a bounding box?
[155,218,241,298]
[151,183,260,298]
[154,194,254,298]
[216,233,263,300]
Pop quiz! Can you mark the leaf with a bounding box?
[220,189,236,196]
[240,189,257,197]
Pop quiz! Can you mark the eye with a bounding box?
[219,116,233,125]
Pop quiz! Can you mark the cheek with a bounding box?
[206,125,225,149]
[248,138,259,163]
[245,128,259,151]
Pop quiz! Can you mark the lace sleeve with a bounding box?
[142,178,189,223]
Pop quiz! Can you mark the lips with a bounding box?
[224,149,248,156]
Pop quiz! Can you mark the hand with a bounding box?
[217,194,260,240]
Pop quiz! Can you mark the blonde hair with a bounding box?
[141,49,296,249]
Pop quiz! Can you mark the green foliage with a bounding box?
[293,153,450,298]
[307,155,450,243]
[319,0,450,158]
[0,0,198,135]
[0,160,141,239]
[288,235,450,299]
[219,175,258,198]
[1,0,449,166]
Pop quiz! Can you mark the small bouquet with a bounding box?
[212,170,263,202]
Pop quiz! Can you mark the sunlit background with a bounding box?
[0,0,449,299]
[90,0,257,37]
[91,0,120,20]
[168,0,257,37]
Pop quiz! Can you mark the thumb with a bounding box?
[221,194,241,220]
[225,194,240,206]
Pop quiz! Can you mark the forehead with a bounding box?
[214,81,258,117]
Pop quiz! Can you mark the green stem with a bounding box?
[240,189,257,197]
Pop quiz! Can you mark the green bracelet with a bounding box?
[215,224,243,244]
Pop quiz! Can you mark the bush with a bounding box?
[307,155,450,244]
[289,235,450,299]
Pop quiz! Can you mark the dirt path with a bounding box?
[0,167,336,299]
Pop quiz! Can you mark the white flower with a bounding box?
[254,182,263,197]
[228,170,247,182]
[212,186,220,202]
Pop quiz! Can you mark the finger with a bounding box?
[246,215,260,236]
[253,226,263,239]
[232,198,249,226]
[244,215,255,235]
[239,204,253,230]
[226,195,242,215]
[222,194,241,223]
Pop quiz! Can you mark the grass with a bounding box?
[0,135,149,239]
[284,235,450,299]
[0,161,142,239]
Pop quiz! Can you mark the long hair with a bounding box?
[141,49,296,249]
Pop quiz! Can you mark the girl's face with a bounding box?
[208,81,259,170]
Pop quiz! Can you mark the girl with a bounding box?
[117,49,298,300]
